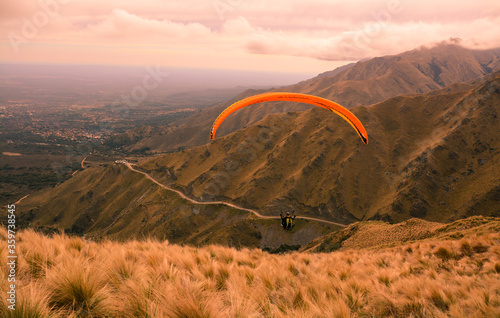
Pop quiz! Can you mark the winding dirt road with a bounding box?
[124,162,347,227]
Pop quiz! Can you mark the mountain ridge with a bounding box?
[128,43,500,153]
[136,70,499,223]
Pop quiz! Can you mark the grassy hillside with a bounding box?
[137,72,500,223]
[15,163,339,248]
[302,216,500,252]
[1,216,499,317]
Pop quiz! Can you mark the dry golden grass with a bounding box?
[1,227,499,317]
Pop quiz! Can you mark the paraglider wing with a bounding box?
[210,92,368,144]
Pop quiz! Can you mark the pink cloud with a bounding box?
[1,0,499,69]
[88,9,211,39]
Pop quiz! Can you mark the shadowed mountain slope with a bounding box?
[138,71,500,224]
[17,164,339,248]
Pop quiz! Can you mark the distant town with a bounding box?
[0,96,195,206]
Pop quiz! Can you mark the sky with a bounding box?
[1,0,500,75]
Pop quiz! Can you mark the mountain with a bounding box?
[14,45,500,249]
[130,43,500,153]
[290,42,500,107]
[18,70,499,246]
[136,71,500,224]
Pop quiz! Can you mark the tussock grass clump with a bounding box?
[46,258,113,316]
[1,228,499,317]
[433,245,455,260]
[0,285,55,318]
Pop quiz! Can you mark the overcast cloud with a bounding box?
[1,0,499,72]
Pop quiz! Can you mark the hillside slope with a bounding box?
[1,217,499,317]
[137,71,500,224]
[16,164,339,248]
[302,215,500,252]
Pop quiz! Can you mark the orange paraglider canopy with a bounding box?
[210,92,368,144]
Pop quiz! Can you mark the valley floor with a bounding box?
[1,217,499,317]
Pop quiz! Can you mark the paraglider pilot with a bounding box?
[280,211,296,230]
